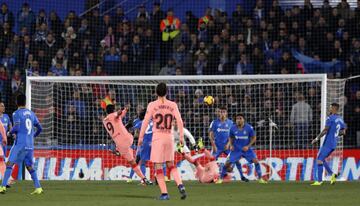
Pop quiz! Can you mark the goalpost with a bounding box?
[25,74,346,181]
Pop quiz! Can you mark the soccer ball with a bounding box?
[203,96,215,106]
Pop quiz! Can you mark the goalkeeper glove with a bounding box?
[176,142,184,154]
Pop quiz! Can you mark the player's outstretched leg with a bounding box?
[235,162,249,182]
[182,153,196,164]
[130,162,152,185]
[167,162,186,200]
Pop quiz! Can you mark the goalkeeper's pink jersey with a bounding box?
[139,98,184,142]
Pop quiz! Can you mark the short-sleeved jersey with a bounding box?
[12,108,40,149]
[0,114,11,132]
[134,119,153,143]
[209,118,233,148]
[140,99,184,142]
[103,111,132,146]
[323,114,346,149]
[229,123,256,151]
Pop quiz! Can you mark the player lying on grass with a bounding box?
[0,94,43,194]
[178,140,232,183]
[311,103,346,186]
[103,104,152,185]
[216,114,267,184]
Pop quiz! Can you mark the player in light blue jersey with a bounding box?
[0,94,43,194]
[216,114,267,184]
[311,103,346,186]
[209,107,248,182]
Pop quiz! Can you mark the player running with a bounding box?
[138,82,186,200]
[209,107,248,182]
[179,139,232,183]
[311,103,346,186]
[103,104,152,185]
[0,94,43,194]
[216,114,267,184]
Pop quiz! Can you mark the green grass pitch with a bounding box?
[1,181,359,206]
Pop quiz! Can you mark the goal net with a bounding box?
[26,74,345,181]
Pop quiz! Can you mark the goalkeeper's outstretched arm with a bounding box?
[184,128,196,146]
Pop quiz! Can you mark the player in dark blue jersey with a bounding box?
[0,94,43,194]
[209,107,233,159]
[134,110,153,177]
[209,107,248,182]
[311,103,346,186]
[126,109,154,183]
[216,114,267,184]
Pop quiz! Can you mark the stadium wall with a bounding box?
[18,149,360,181]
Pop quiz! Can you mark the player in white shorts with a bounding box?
[172,120,196,154]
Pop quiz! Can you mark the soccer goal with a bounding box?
[25,74,345,181]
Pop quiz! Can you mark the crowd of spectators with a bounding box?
[0,0,359,147]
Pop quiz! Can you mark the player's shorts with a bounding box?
[150,137,174,163]
[118,146,135,162]
[114,134,133,150]
[317,147,335,162]
[139,140,151,161]
[241,148,257,163]
[115,136,134,162]
[227,148,257,164]
[8,145,34,166]
[213,144,230,159]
